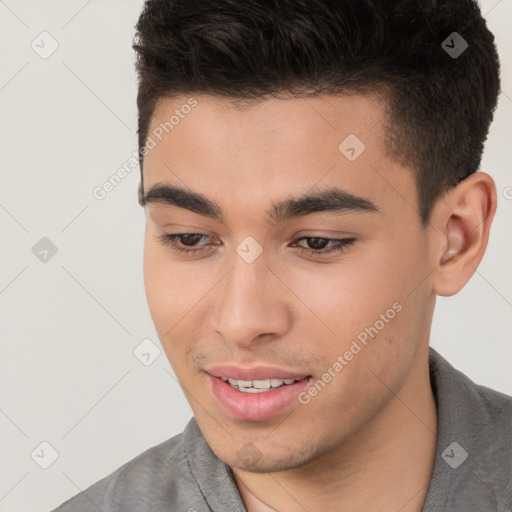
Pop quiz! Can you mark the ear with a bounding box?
[429,171,497,296]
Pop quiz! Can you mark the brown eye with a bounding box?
[157,233,212,254]
[303,237,329,250]
[179,233,205,246]
[293,236,356,256]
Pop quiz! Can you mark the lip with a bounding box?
[205,364,309,381]
[207,372,313,421]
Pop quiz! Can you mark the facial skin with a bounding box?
[141,92,496,511]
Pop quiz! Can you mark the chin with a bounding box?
[218,440,322,473]
[230,455,307,473]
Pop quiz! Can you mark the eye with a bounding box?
[157,233,213,254]
[156,233,356,259]
[292,236,356,256]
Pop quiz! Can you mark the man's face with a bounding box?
[142,92,436,472]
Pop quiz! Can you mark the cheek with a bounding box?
[142,237,222,373]
[280,244,404,340]
[280,237,425,381]
[143,240,174,326]
[143,239,198,345]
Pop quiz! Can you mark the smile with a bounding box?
[221,376,304,393]
[208,374,313,421]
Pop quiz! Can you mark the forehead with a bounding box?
[146,92,386,166]
[142,92,412,218]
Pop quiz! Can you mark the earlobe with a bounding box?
[431,172,497,297]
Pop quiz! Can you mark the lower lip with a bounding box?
[208,374,313,421]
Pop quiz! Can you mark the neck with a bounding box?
[232,346,437,512]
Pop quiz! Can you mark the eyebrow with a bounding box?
[140,183,379,222]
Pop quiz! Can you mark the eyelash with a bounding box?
[157,233,212,255]
[156,233,356,257]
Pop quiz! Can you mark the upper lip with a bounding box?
[205,365,310,381]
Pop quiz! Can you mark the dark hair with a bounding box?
[133,0,500,224]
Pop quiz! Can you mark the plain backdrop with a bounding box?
[0,1,510,510]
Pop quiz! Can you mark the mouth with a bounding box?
[206,371,313,421]
[220,376,307,393]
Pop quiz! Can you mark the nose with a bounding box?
[211,251,291,348]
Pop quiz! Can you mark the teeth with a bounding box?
[239,387,269,393]
[252,379,271,389]
[222,377,302,391]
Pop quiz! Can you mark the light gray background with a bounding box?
[0,1,510,510]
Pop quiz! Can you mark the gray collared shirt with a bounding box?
[50,348,512,511]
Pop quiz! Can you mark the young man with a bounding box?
[51,0,511,510]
